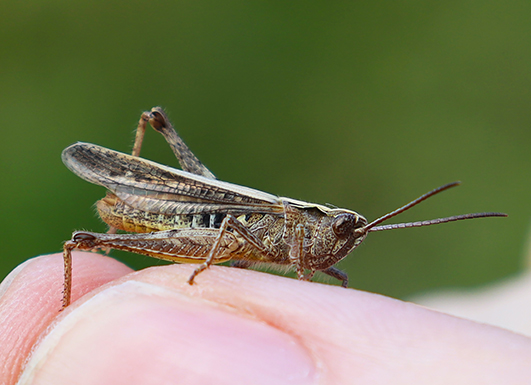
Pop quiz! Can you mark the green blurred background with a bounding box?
[1,1,529,299]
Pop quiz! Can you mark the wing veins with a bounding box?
[62,142,282,211]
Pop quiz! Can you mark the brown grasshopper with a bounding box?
[61,107,506,308]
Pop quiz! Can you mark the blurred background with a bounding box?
[1,1,529,300]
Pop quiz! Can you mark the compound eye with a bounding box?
[332,213,357,238]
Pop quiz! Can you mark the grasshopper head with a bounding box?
[307,209,369,270]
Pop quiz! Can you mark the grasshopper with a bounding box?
[61,107,506,308]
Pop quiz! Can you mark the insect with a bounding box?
[61,107,507,308]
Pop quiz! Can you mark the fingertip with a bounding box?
[20,280,316,385]
[0,252,132,384]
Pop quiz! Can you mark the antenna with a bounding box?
[364,182,507,233]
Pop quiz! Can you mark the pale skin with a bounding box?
[1,252,531,385]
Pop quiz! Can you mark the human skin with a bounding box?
[1,252,531,385]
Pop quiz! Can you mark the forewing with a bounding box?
[62,142,284,215]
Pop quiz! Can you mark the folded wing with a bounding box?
[62,142,284,215]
